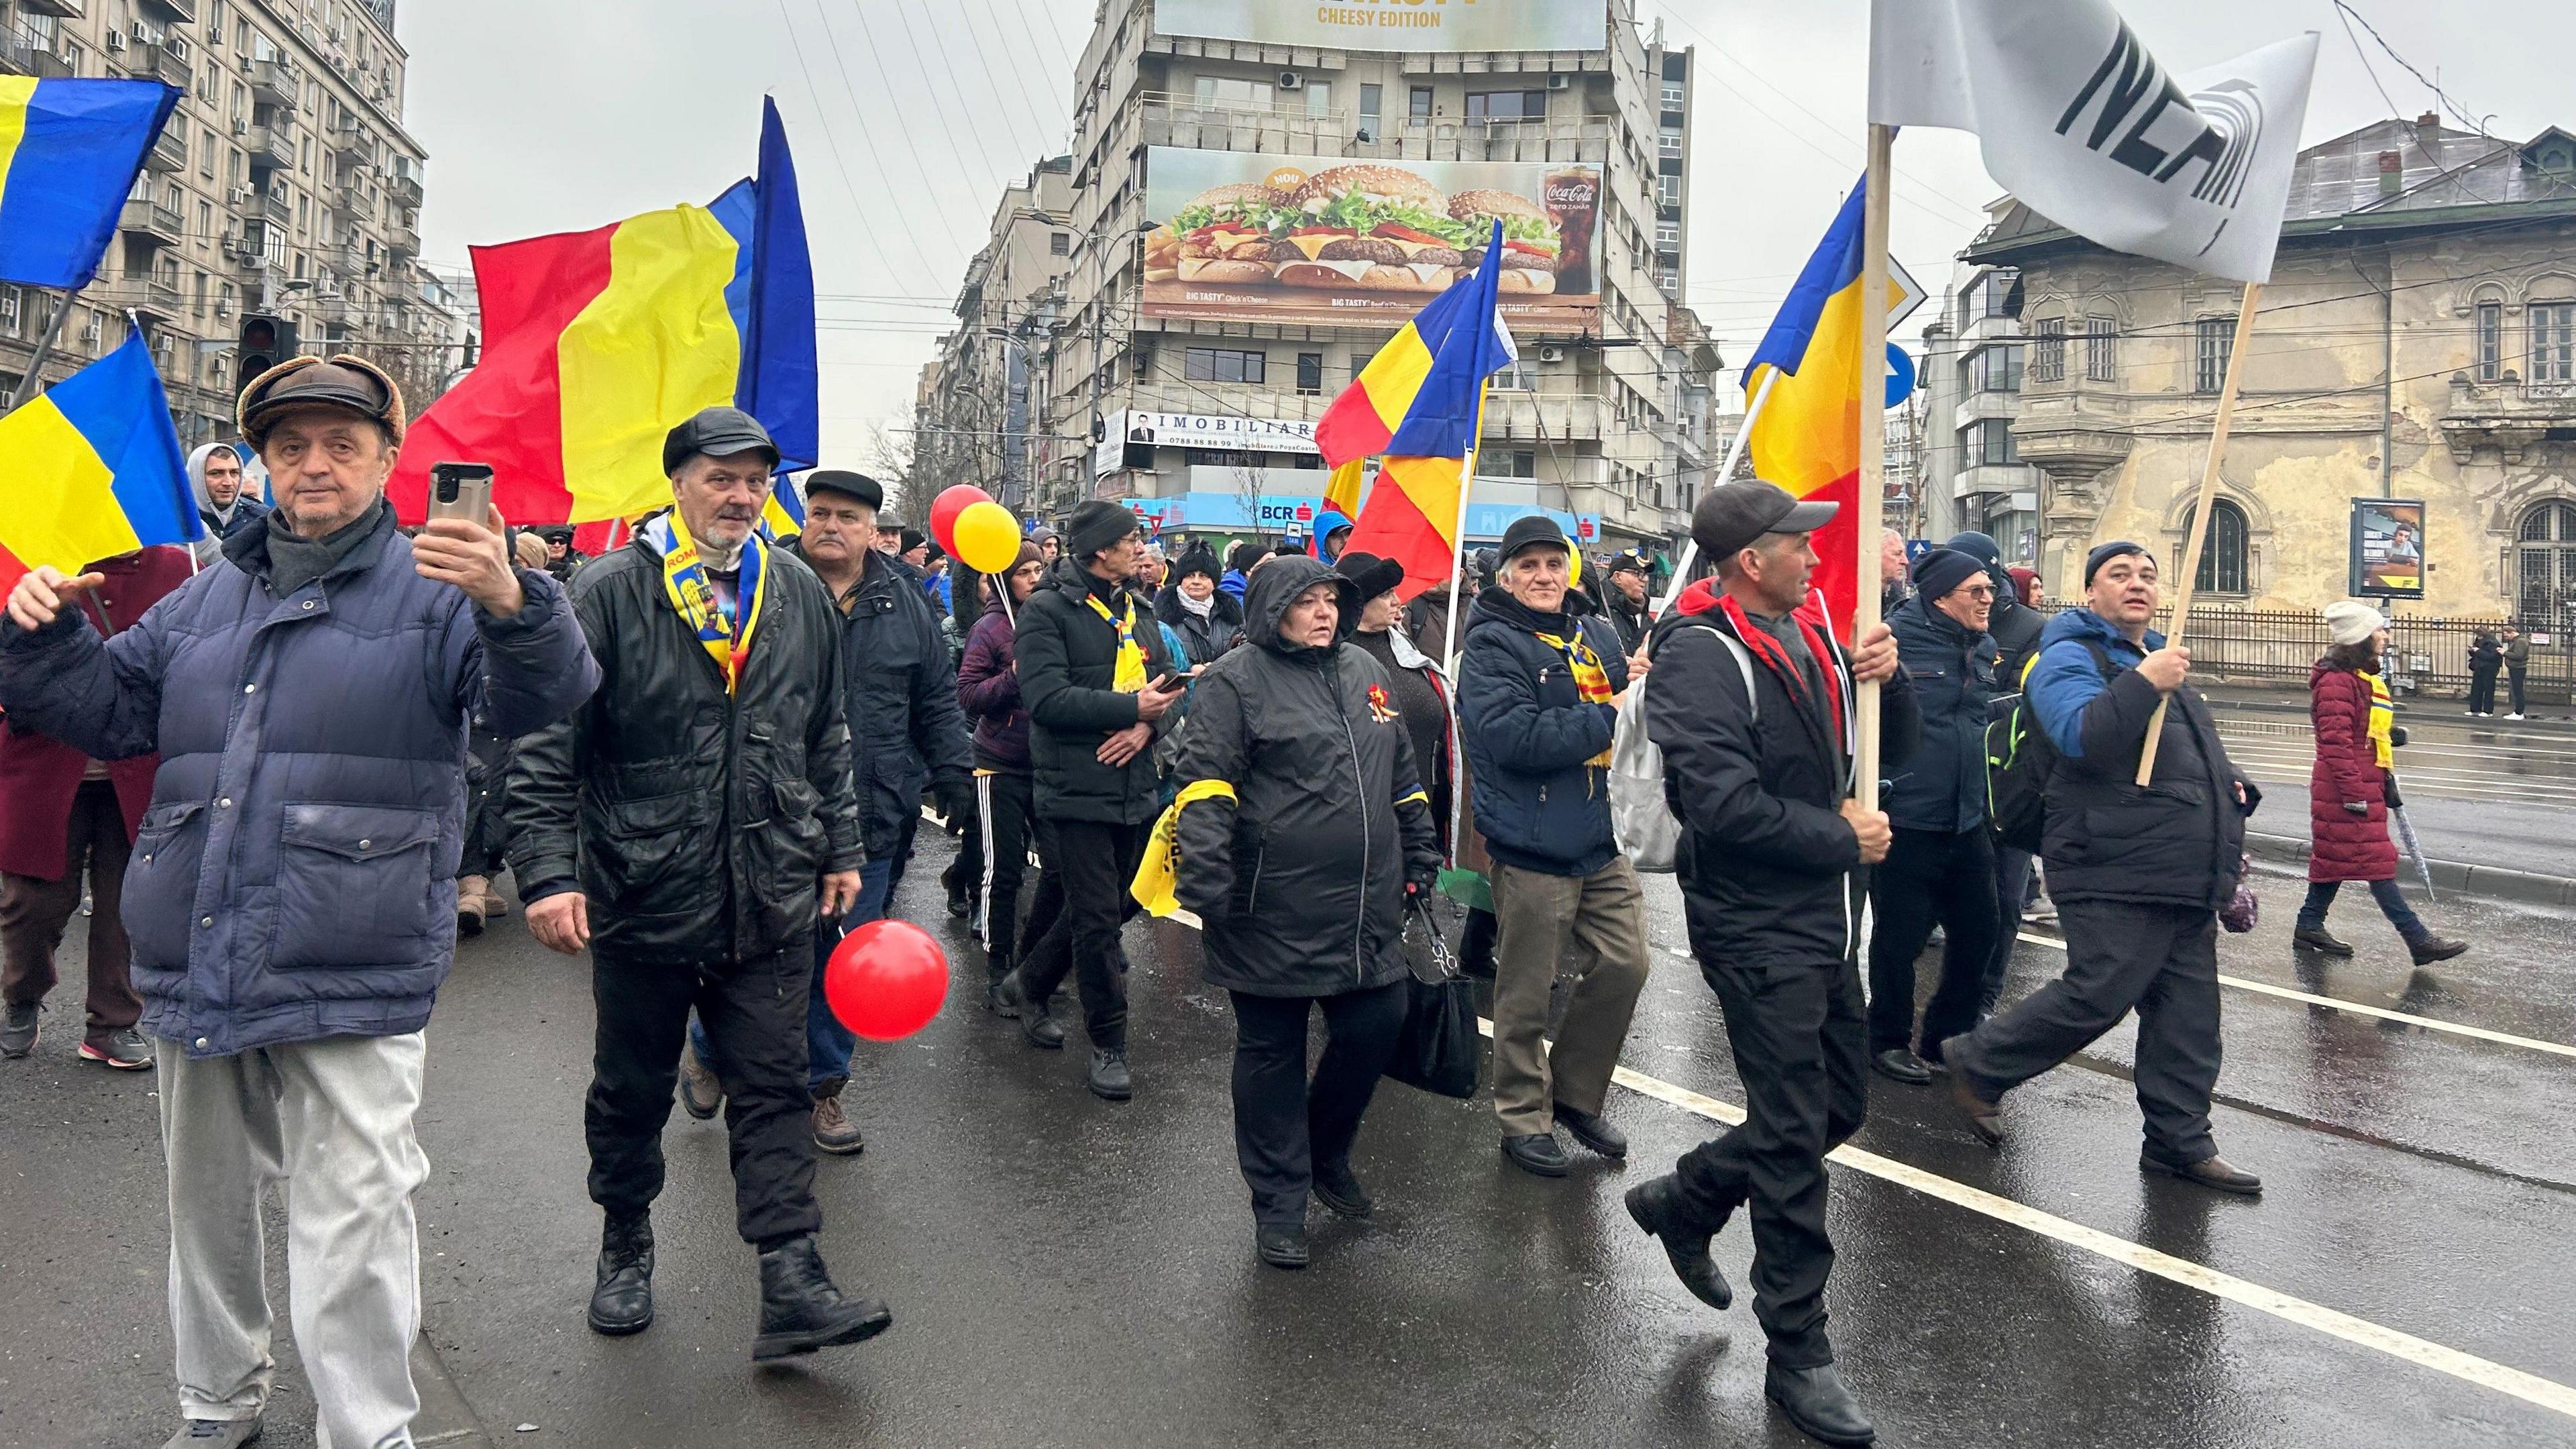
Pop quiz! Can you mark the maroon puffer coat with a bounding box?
[2308,663,2398,883]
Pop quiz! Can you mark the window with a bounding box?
[1049,232,1069,257]
[1662,80,1686,111]
[1486,449,1537,478]
[2516,499,2576,625]
[2195,316,2233,393]
[1295,352,1324,395]
[2182,499,2249,595]
[2535,303,2576,384]
[1958,268,2017,323]
[1359,84,1382,127]
[1185,347,1265,384]
[1969,419,2019,466]
[1191,76,1272,110]
[1659,126,1683,158]
[1966,344,2023,394]
[200,129,216,178]
[2030,317,2065,383]
[1465,91,1546,122]
[0,286,17,333]
[2084,317,2117,381]
[1409,87,1434,123]
[1656,172,1682,209]
[1491,357,1536,391]
[1303,83,1332,117]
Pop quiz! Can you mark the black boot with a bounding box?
[1766,1360,1875,1446]
[995,972,1063,1049]
[587,1214,655,1336]
[751,1236,893,1362]
[1623,1176,1732,1310]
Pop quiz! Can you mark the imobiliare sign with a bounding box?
[1152,0,1605,53]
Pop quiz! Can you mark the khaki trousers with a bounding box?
[1487,858,1650,1136]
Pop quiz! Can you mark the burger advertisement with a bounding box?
[1142,148,1604,329]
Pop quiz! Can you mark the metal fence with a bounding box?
[2035,602,2573,704]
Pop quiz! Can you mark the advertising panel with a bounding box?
[1095,409,1324,478]
[1143,148,1603,331]
[1152,0,1604,54]
[2349,498,2426,598]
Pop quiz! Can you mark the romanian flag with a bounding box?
[1319,225,1518,599]
[391,99,818,533]
[1741,181,1918,636]
[0,78,180,289]
[0,331,199,590]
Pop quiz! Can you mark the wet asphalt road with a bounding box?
[5,828,2575,1448]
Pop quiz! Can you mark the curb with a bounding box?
[411,1330,496,1448]
[2245,830,2576,910]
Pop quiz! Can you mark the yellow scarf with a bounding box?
[2362,669,2394,768]
[1085,591,1150,694]
[1535,627,1615,769]
[647,511,768,694]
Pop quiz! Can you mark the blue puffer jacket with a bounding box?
[1882,593,1998,834]
[0,504,598,1057]
[1455,586,1629,879]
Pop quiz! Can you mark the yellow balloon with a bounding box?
[953,501,1024,575]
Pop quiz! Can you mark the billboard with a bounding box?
[1142,148,1604,331]
[1152,0,1604,53]
[2350,498,2426,598]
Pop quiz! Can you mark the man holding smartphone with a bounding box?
[0,356,598,1449]
[994,500,1183,1101]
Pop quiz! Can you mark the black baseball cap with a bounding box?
[1497,515,1572,564]
[662,406,780,476]
[1691,480,1838,561]
[804,470,883,510]
[1605,550,1648,577]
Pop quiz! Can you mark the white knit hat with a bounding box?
[2323,600,2386,647]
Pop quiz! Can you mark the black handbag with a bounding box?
[1387,896,1483,1099]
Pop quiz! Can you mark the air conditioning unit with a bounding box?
[1547,73,1572,91]
[1540,344,1568,364]
[1277,71,1303,91]
[104,32,127,52]
[168,36,192,62]
[229,183,252,203]
[130,21,157,44]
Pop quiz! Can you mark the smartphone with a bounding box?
[427,463,494,525]
[1148,672,1181,693]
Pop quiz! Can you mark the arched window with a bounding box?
[2517,500,2576,625]
[2180,498,2249,595]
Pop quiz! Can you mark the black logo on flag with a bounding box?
[2055,20,2261,206]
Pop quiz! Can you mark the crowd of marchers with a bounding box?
[0,349,2477,1449]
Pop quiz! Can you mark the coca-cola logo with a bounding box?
[1544,175,1599,206]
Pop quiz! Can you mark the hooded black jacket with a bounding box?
[1644,584,1921,971]
[1173,557,1440,998]
[795,541,971,857]
[507,533,864,963]
[1016,557,1175,826]
[1155,582,1244,669]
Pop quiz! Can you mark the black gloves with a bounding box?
[2384,776,2404,810]
[2390,724,2410,749]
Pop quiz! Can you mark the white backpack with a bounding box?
[1609,623,1757,873]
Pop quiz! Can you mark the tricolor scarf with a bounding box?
[1673,578,1857,767]
[2361,669,2395,768]
[1085,590,1150,694]
[1533,624,1617,768]
[646,511,768,693]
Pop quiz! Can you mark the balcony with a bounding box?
[0,28,38,75]
[254,184,290,224]
[127,275,183,321]
[385,216,419,260]
[1134,93,1613,165]
[2442,372,2576,463]
[1954,462,2041,498]
[249,56,299,107]
[117,197,184,247]
[326,182,364,221]
[327,120,371,167]
[18,0,83,17]
[246,122,293,170]
[138,40,189,89]
[138,0,197,21]
[142,127,187,174]
[385,161,422,207]
[1481,392,1612,444]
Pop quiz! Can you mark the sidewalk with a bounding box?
[2245,828,2576,910]
[2202,682,2575,733]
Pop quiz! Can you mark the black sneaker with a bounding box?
[79,1028,154,1071]
[0,1002,40,1059]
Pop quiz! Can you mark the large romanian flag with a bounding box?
[390,99,818,533]
[0,331,199,590]
[0,78,180,289]
[1741,182,1914,636]
[1316,225,1518,600]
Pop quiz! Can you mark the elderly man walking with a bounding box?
[508,407,892,1360]
[0,355,597,1449]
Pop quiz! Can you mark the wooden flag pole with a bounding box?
[1853,123,1894,810]
[2134,281,2263,787]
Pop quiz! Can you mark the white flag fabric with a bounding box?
[1871,0,2318,284]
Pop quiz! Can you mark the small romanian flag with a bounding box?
[0,331,201,590]
[0,78,182,290]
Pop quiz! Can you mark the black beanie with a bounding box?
[1174,544,1221,583]
[2084,540,2151,587]
[1066,499,1138,561]
[1910,547,1988,604]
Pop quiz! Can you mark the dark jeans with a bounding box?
[0,780,141,1042]
[588,941,821,1246]
[1865,826,1999,1058]
[880,810,922,914]
[973,772,1037,982]
[1671,953,1867,1368]
[2296,878,2424,940]
[2467,667,2499,714]
[1227,981,1409,1226]
[1018,816,1148,1052]
[2508,666,2530,715]
[1947,898,2221,1169]
[1986,845,2035,1016]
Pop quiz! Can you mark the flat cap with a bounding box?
[237,354,408,450]
[662,406,779,476]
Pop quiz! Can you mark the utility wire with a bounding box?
[767,0,920,288]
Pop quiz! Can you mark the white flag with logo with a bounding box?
[1870,1,2319,284]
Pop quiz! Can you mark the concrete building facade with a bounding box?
[0,0,447,443]
[912,157,1078,521]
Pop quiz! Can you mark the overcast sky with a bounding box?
[398,1,2571,466]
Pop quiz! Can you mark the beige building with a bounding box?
[0,0,449,443]
[1008,0,1721,553]
[1962,115,2576,622]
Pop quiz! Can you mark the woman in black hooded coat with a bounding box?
[1172,555,1442,1271]
[1155,544,1244,667]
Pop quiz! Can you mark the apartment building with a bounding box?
[1015,0,1719,553]
[912,156,1078,520]
[0,0,449,444]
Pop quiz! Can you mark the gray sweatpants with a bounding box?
[157,1032,429,1449]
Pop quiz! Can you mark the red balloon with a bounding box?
[928,484,993,558]
[823,920,950,1041]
